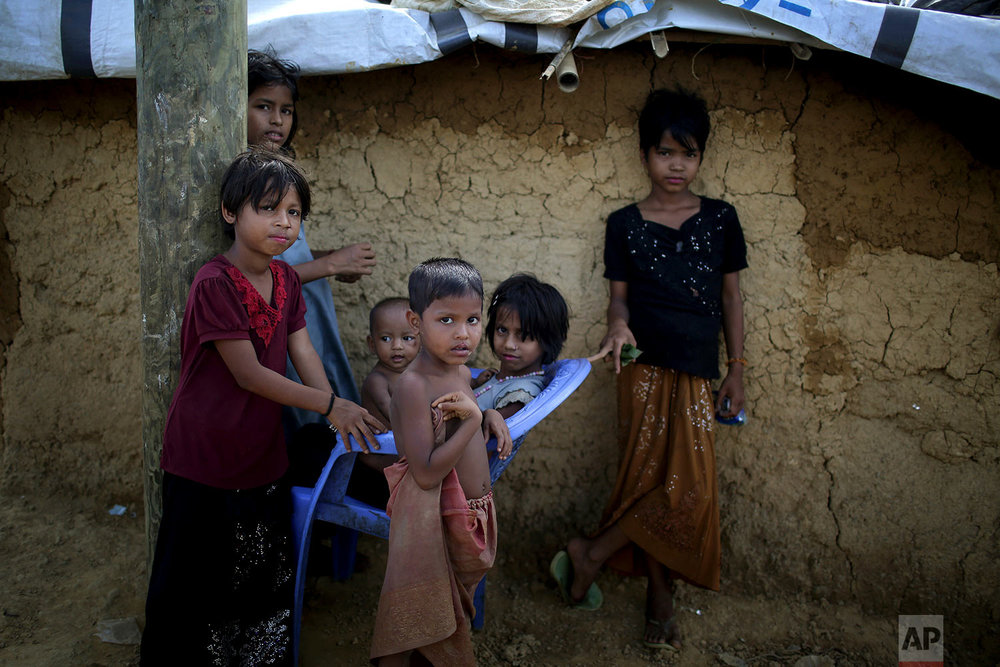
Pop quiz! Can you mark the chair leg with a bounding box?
[330,526,359,581]
[289,487,314,667]
[472,576,486,630]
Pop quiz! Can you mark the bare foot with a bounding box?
[566,537,601,603]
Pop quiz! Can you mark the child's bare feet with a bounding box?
[566,537,602,603]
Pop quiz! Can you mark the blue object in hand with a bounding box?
[715,395,746,426]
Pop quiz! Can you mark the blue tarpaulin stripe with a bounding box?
[871,5,919,69]
[504,22,538,52]
[61,0,95,77]
[777,0,811,16]
[430,9,473,56]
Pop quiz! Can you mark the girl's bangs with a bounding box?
[498,303,540,342]
[252,163,308,217]
[665,128,701,153]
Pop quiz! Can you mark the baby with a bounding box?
[361,297,420,427]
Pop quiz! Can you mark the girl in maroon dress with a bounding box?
[140,149,385,666]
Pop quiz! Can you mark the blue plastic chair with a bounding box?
[290,358,591,663]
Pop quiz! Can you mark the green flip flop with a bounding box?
[549,550,603,611]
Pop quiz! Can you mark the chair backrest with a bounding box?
[316,437,397,506]
[308,357,591,504]
[488,357,591,480]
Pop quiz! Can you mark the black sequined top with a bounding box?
[603,198,747,379]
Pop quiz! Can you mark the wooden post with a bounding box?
[135,0,247,567]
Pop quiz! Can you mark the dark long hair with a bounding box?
[486,273,569,366]
[248,48,301,151]
[638,88,710,155]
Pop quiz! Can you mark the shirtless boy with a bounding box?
[370,258,511,666]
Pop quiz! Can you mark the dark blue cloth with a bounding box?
[141,473,294,666]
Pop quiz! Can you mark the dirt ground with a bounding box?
[0,490,897,666]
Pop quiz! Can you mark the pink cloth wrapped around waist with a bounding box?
[370,460,497,665]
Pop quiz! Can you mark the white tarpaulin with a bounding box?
[0,0,997,98]
[716,0,1000,99]
[573,0,827,48]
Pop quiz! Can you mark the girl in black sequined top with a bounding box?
[554,89,748,652]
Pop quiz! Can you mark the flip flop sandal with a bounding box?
[643,615,680,650]
[549,550,603,611]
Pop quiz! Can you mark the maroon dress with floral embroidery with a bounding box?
[141,255,305,666]
[161,255,305,489]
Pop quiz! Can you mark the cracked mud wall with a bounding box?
[1,44,997,635]
[0,79,141,499]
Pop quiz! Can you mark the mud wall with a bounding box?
[1,44,997,636]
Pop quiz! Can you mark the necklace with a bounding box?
[474,369,545,398]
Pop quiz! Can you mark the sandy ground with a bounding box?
[0,490,902,667]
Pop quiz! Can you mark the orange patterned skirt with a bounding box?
[599,363,720,591]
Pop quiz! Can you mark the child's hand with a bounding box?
[470,368,498,389]
[588,322,637,374]
[326,242,376,282]
[716,373,745,416]
[328,397,387,453]
[431,391,481,423]
[482,409,513,460]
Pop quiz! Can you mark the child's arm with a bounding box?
[391,374,482,490]
[482,408,513,460]
[287,328,386,451]
[215,334,384,453]
[717,271,745,416]
[470,367,498,390]
[291,242,376,285]
[360,371,392,428]
[588,280,637,374]
[493,402,522,420]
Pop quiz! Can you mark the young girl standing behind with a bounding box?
[556,89,747,650]
[473,273,570,418]
[247,48,376,434]
[140,150,384,666]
